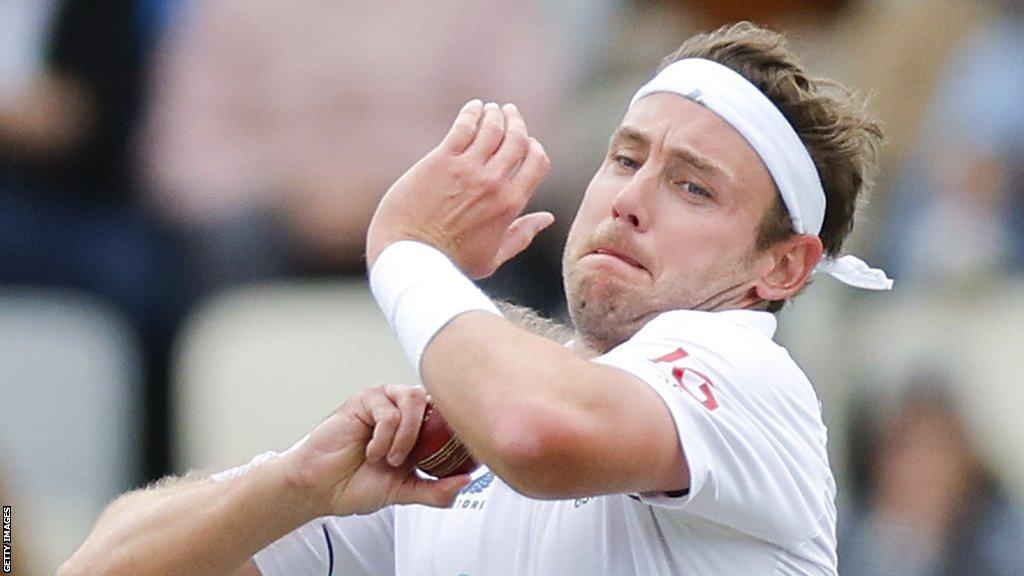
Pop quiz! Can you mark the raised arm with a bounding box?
[59,385,468,576]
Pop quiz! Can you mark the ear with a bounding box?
[753,234,824,302]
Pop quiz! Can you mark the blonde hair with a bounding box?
[662,22,884,310]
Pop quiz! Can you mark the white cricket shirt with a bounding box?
[243,309,838,575]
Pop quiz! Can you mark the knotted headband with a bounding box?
[631,58,892,290]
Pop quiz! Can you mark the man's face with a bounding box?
[562,92,779,350]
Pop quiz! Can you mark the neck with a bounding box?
[572,301,770,358]
[693,281,764,312]
[569,333,607,359]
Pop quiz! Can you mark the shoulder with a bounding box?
[597,310,835,547]
[598,309,820,415]
[603,309,794,379]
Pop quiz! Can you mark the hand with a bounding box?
[282,384,471,516]
[366,100,554,279]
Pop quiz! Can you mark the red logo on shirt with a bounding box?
[651,348,719,411]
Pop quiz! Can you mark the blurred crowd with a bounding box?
[2,0,1023,573]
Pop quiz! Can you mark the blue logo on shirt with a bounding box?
[461,472,495,494]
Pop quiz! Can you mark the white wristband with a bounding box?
[369,241,502,372]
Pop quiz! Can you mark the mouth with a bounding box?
[592,247,645,270]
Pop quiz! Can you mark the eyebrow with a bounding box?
[610,125,729,180]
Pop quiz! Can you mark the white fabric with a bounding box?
[257,508,396,576]
[369,241,502,371]
[631,58,892,291]
[250,309,838,575]
[816,255,893,290]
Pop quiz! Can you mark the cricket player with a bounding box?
[61,22,891,576]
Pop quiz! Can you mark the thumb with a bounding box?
[482,211,555,278]
[396,474,472,508]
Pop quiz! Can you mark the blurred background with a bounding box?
[1,0,1023,573]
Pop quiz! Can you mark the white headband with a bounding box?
[631,58,892,290]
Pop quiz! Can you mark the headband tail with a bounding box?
[815,255,893,290]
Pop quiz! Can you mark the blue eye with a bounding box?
[680,181,711,198]
[614,155,640,171]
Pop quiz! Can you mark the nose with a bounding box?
[611,169,654,232]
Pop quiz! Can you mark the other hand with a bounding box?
[283,383,471,516]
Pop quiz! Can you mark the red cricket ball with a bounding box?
[410,402,478,478]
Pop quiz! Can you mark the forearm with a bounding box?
[420,312,628,493]
[61,456,319,576]
[421,311,686,498]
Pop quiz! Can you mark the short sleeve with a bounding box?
[254,509,396,576]
[595,336,832,548]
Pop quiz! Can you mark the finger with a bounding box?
[491,212,555,269]
[384,385,428,466]
[464,102,505,159]
[397,473,472,508]
[487,103,529,174]
[510,137,551,195]
[441,99,484,154]
[361,392,402,464]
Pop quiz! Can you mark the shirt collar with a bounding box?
[648,308,778,339]
[715,309,778,338]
